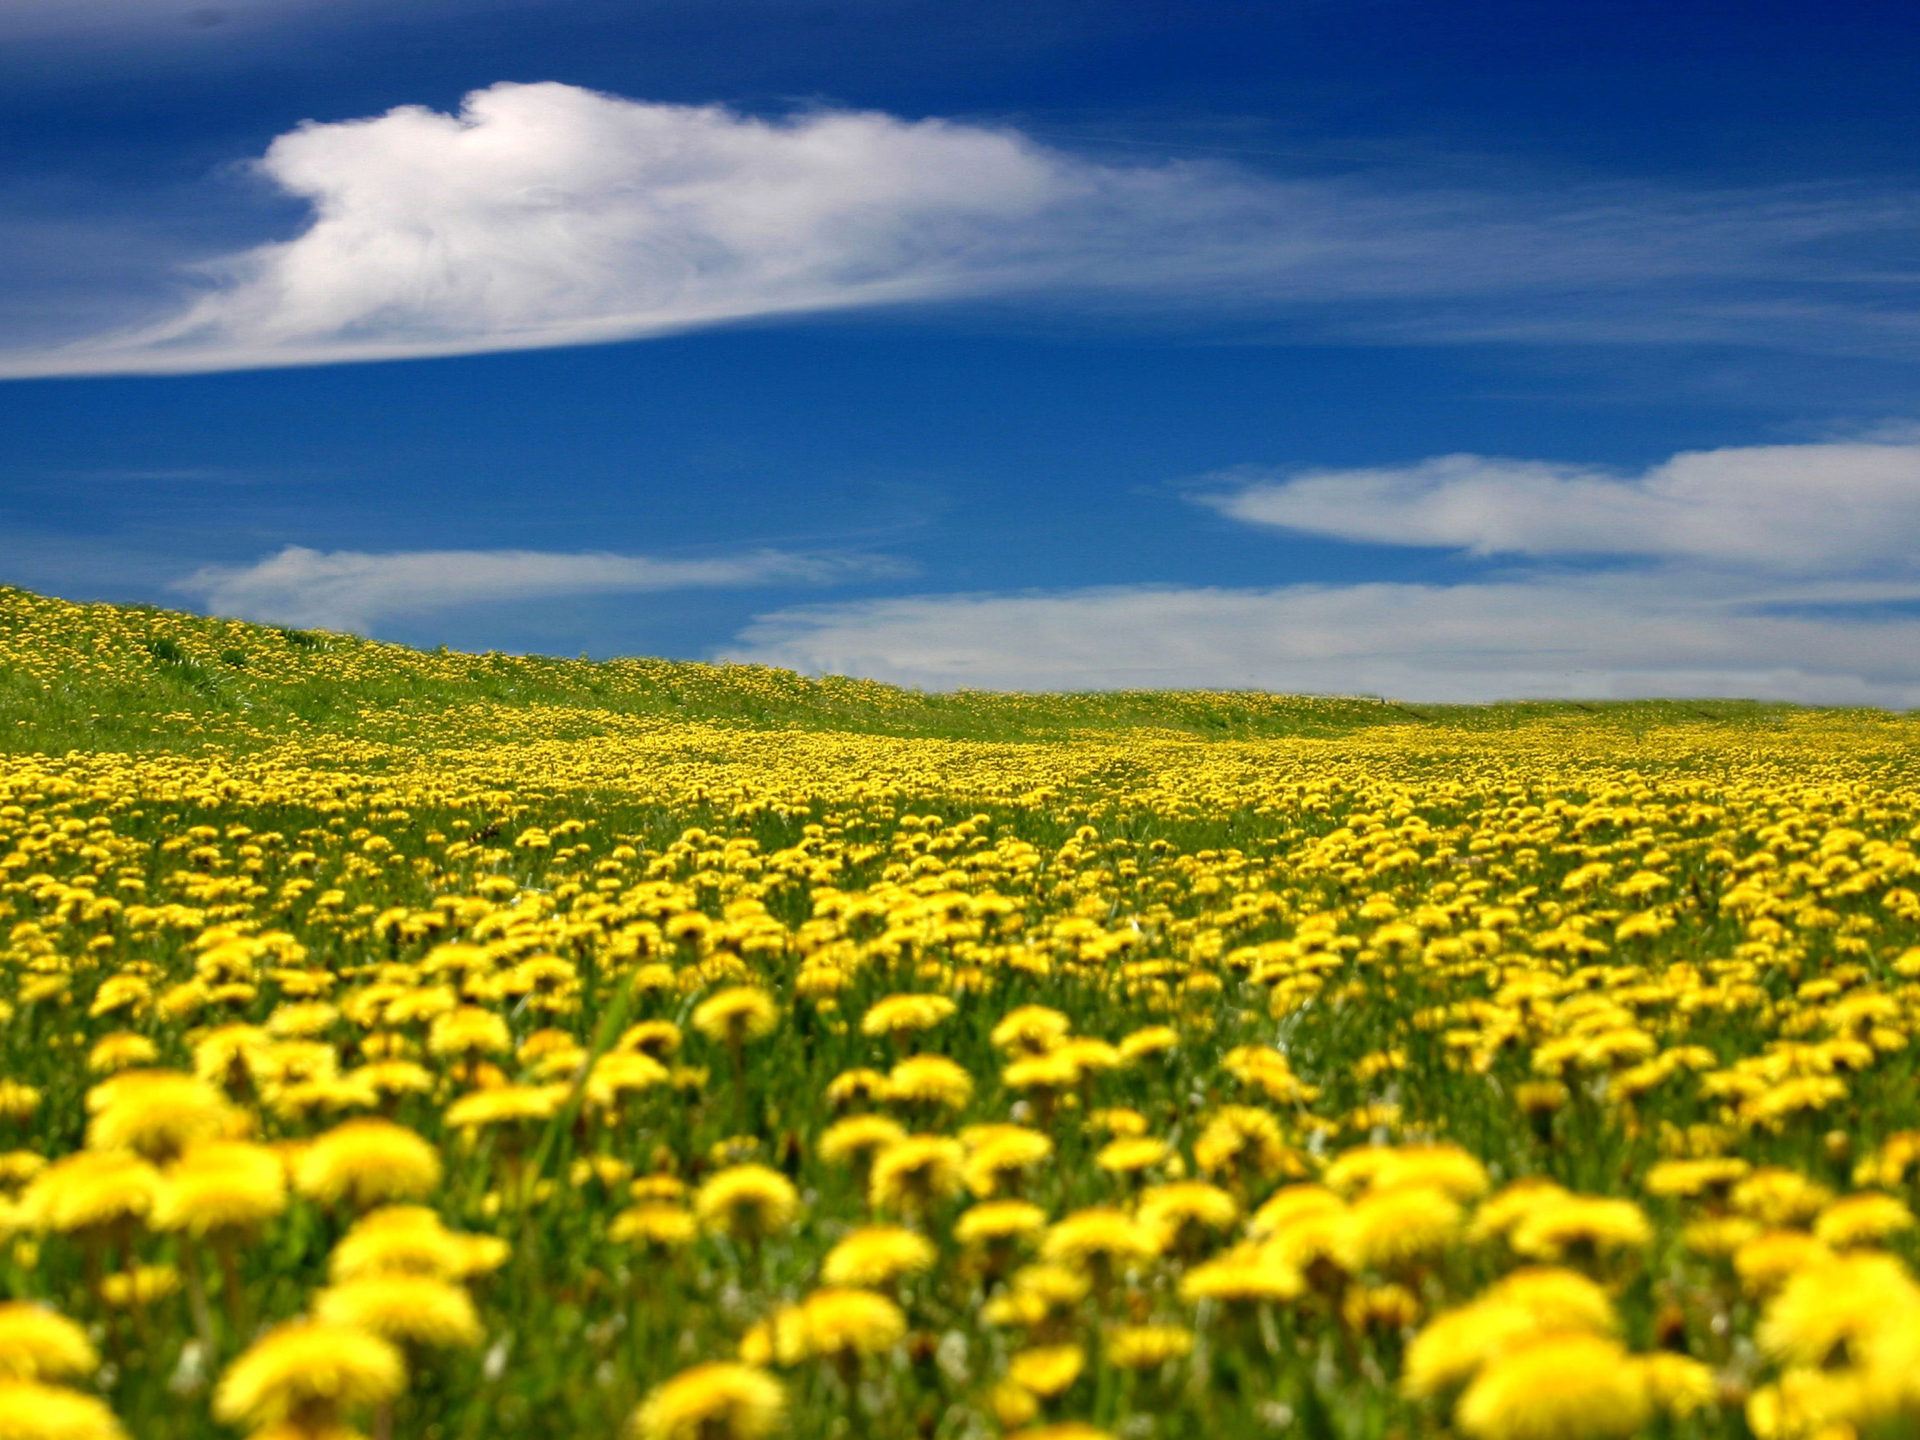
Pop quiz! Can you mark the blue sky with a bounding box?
[3,0,1919,702]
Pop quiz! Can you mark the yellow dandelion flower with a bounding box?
[1508,1196,1651,1263]
[1248,1184,1345,1237]
[84,1034,157,1076]
[1734,1230,1834,1294]
[152,1141,286,1235]
[796,1287,905,1358]
[691,988,779,1046]
[955,1200,1048,1247]
[1636,1353,1717,1418]
[868,1136,964,1214]
[213,1321,405,1431]
[823,1069,891,1110]
[1095,1137,1169,1176]
[817,1115,907,1169]
[885,1055,974,1111]
[1192,1106,1302,1185]
[1813,1191,1915,1248]
[821,1226,936,1287]
[608,1204,698,1249]
[426,1007,511,1059]
[1041,1208,1161,1273]
[990,1006,1071,1056]
[98,1264,178,1309]
[1758,1252,1920,1368]
[861,994,956,1040]
[961,1129,1053,1198]
[0,1381,126,1440]
[0,1303,97,1382]
[293,1120,441,1209]
[1732,1168,1833,1228]
[1455,1334,1649,1440]
[1178,1246,1303,1305]
[21,1151,159,1233]
[1007,1344,1084,1398]
[84,1070,237,1162]
[695,1165,799,1240]
[1117,1026,1178,1063]
[314,1274,483,1350]
[1349,1184,1462,1270]
[632,1362,784,1440]
[1644,1157,1750,1199]
[1105,1324,1194,1369]
[1137,1181,1238,1252]
[328,1206,506,1282]
[442,1083,566,1130]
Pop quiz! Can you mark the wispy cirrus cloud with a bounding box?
[5,82,1919,375]
[177,543,899,633]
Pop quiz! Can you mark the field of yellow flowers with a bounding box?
[2,584,1919,1440]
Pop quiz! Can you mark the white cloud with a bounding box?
[1206,440,1920,570]
[176,544,890,632]
[6,82,1918,374]
[725,574,1920,706]
[726,436,1920,705]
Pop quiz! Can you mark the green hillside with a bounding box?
[0,584,1845,755]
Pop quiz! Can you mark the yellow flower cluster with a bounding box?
[0,584,1917,1440]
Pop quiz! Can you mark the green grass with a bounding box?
[0,583,1890,757]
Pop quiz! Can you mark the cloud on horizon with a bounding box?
[725,439,1920,705]
[178,543,897,632]
[1204,440,1920,571]
[6,82,1920,375]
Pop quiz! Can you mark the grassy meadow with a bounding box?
[1,582,1918,1440]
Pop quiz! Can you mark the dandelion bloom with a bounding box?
[328,1205,507,1282]
[84,1070,237,1162]
[861,994,956,1041]
[1007,1344,1084,1398]
[0,1381,126,1440]
[990,1006,1071,1056]
[1105,1325,1193,1369]
[0,1303,97,1382]
[691,988,779,1046]
[1508,1196,1651,1263]
[1041,1208,1160,1273]
[885,1055,974,1111]
[1178,1247,1303,1305]
[314,1274,484,1350]
[213,1321,405,1431]
[869,1136,964,1214]
[817,1115,907,1169]
[795,1288,906,1358]
[152,1141,286,1235]
[1813,1191,1915,1249]
[632,1362,784,1440]
[821,1226,936,1287]
[695,1165,799,1240]
[1757,1252,1920,1368]
[1349,1185,1463,1270]
[609,1204,698,1249]
[962,1129,1053,1198]
[1136,1182,1238,1251]
[955,1200,1048,1247]
[293,1119,441,1209]
[443,1084,567,1130]
[1455,1334,1650,1440]
[21,1151,159,1234]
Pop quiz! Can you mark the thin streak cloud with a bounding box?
[177,544,900,633]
